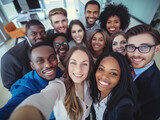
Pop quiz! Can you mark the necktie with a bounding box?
[131,67,136,79]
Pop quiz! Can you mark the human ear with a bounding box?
[30,62,35,69]
[154,44,160,55]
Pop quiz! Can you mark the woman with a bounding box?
[108,30,127,56]
[9,46,94,120]
[99,3,130,35]
[67,20,88,48]
[88,29,109,63]
[89,52,139,120]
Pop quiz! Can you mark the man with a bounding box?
[0,43,62,120]
[49,33,69,71]
[47,8,68,39]
[1,19,47,90]
[125,24,160,120]
[79,0,100,40]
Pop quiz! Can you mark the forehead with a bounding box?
[94,32,103,37]
[51,14,67,22]
[31,46,55,58]
[100,56,120,69]
[113,35,126,42]
[27,25,44,32]
[71,24,82,30]
[86,4,99,11]
[53,36,67,43]
[127,33,155,45]
[70,50,89,61]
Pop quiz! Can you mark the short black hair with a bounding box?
[85,0,100,11]
[47,33,67,44]
[27,42,54,61]
[26,19,45,33]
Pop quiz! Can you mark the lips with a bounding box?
[35,39,44,43]
[98,80,110,87]
[42,67,56,75]
[73,73,83,78]
[131,58,143,64]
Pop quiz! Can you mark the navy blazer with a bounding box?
[88,98,135,120]
[1,40,32,90]
[135,62,160,120]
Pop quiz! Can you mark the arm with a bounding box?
[9,106,43,120]
[9,79,66,120]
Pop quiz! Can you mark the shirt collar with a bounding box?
[133,60,154,81]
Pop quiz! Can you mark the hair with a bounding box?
[48,33,68,44]
[67,19,88,45]
[88,29,109,54]
[27,42,54,61]
[99,3,130,34]
[126,24,160,45]
[108,30,126,52]
[26,19,45,33]
[63,46,94,120]
[48,8,67,22]
[90,52,138,112]
[85,0,100,11]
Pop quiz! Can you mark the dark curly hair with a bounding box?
[99,3,130,34]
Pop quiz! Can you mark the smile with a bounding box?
[99,80,109,87]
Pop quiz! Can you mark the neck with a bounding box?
[100,90,111,100]
[75,81,84,100]
[93,51,103,58]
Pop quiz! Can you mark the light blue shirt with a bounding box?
[133,60,154,81]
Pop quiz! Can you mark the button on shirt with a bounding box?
[93,96,108,120]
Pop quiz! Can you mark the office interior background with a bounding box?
[0,0,160,107]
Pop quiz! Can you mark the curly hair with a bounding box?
[99,3,130,33]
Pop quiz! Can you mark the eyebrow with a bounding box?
[99,64,119,72]
[70,59,89,62]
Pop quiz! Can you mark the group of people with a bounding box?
[0,0,160,120]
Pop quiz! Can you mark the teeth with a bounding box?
[45,70,54,74]
[110,28,115,31]
[133,58,142,62]
[99,80,109,86]
[74,73,83,77]
[94,45,100,48]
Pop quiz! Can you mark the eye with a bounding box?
[92,37,96,41]
[98,67,103,71]
[121,41,126,45]
[37,59,44,64]
[70,61,76,65]
[113,42,117,46]
[110,72,118,76]
[78,29,82,32]
[99,38,104,41]
[62,41,68,45]
[54,21,59,24]
[31,32,36,36]
[82,63,88,66]
[71,30,76,34]
[49,55,56,61]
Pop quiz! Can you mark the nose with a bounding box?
[59,21,64,27]
[111,22,114,26]
[133,49,141,56]
[37,33,42,39]
[75,64,82,73]
[45,60,52,68]
[90,12,94,17]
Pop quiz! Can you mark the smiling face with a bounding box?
[106,15,120,34]
[127,33,156,69]
[53,36,69,60]
[51,14,68,34]
[27,25,46,45]
[71,24,84,45]
[30,45,58,81]
[91,32,106,52]
[96,56,121,99]
[84,4,99,28]
[68,50,89,84]
[112,35,127,55]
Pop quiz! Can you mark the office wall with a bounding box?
[107,0,160,24]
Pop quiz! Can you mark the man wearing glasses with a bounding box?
[125,24,160,120]
[49,33,69,71]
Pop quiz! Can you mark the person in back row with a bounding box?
[1,19,47,90]
[125,24,160,120]
[79,0,100,40]
[49,33,69,71]
[0,42,63,120]
[47,8,68,40]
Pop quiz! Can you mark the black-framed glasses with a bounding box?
[125,44,156,53]
[53,41,68,49]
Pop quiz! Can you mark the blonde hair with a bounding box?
[48,8,67,21]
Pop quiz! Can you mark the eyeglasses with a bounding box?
[53,41,68,49]
[125,44,156,53]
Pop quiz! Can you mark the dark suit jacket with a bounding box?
[88,98,135,120]
[1,40,32,90]
[135,62,160,120]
